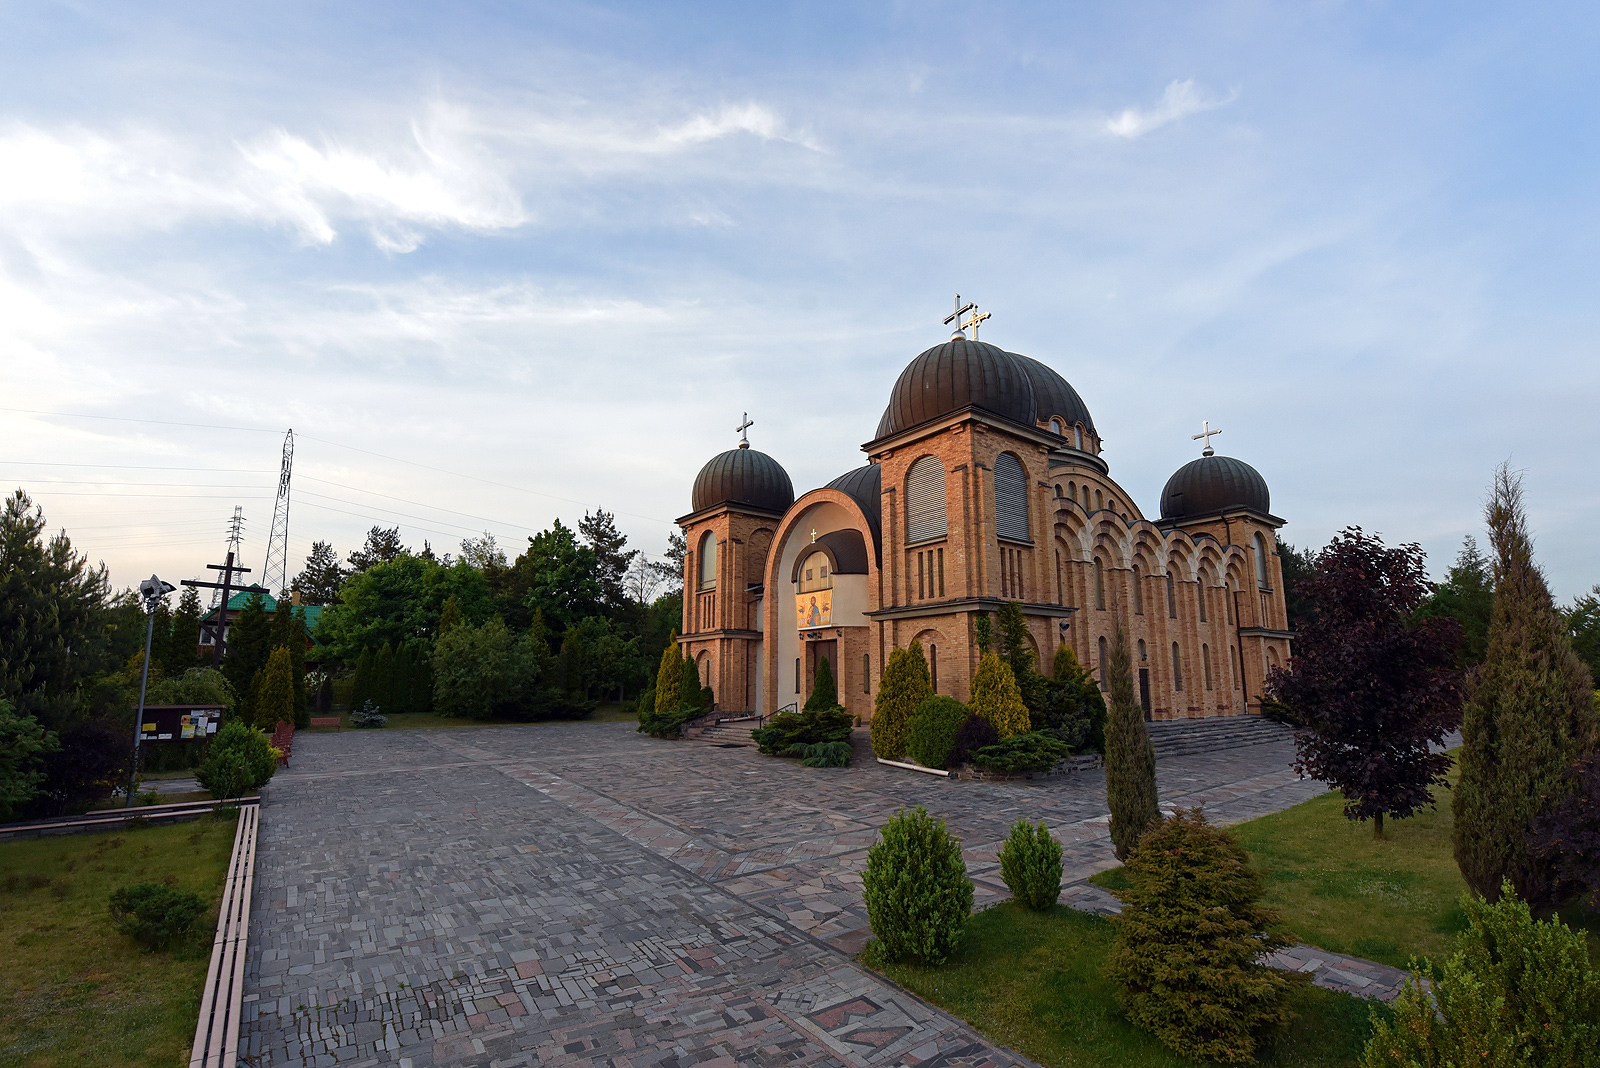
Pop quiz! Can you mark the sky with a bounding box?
[1,1,1596,602]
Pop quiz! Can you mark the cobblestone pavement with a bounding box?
[241,722,1400,1067]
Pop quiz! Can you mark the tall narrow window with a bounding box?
[1098,636,1109,687]
[1226,583,1235,624]
[863,653,871,694]
[1228,645,1237,690]
[1203,644,1213,690]
[795,657,801,693]
[1237,645,1247,691]
[1094,558,1106,610]
[1074,426,1083,449]
[1138,639,1148,662]
[1094,490,1103,511]
[906,456,947,543]
[994,453,1030,542]
[917,552,926,599]
[1172,643,1184,691]
[937,548,946,596]
[930,645,939,692]
[1132,565,1144,614]
[698,531,717,590]
[1166,572,1177,618]
[1254,532,1270,589]
[1050,417,1063,435]
[1197,582,1207,622]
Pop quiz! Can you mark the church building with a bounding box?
[677,307,1293,723]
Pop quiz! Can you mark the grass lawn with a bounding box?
[0,816,238,1068]
[1091,753,1599,969]
[876,901,1379,1068]
[308,701,640,731]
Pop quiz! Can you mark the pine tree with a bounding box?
[653,632,682,715]
[1105,622,1159,860]
[223,591,272,721]
[871,642,931,759]
[995,601,1036,684]
[1417,535,1495,665]
[968,653,1030,738]
[167,586,204,674]
[804,655,838,712]
[1455,465,1599,906]
[250,647,296,730]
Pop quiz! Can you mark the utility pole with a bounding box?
[128,575,175,807]
[183,553,253,668]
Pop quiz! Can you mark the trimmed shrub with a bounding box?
[804,656,838,712]
[1361,880,1600,1067]
[947,714,998,768]
[972,731,1073,774]
[350,700,386,728]
[871,642,931,760]
[753,705,853,754]
[196,720,277,798]
[998,819,1063,910]
[862,806,973,964]
[905,696,969,769]
[1105,809,1292,1064]
[968,653,1030,739]
[652,637,682,716]
[796,741,852,768]
[109,882,208,950]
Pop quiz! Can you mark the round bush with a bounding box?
[862,805,973,964]
[109,882,207,950]
[905,696,970,769]
[998,819,1063,909]
[196,720,277,798]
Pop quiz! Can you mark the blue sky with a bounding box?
[1,2,1596,599]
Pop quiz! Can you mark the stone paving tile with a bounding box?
[244,720,1406,1067]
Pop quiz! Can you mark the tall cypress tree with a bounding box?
[1454,465,1598,905]
[804,655,838,712]
[870,641,932,759]
[348,647,374,716]
[653,632,682,715]
[223,591,272,721]
[1106,622,1160,860]
[251,647,296,730]
[266,601,309,727]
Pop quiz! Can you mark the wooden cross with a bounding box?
[943,294,977,338]
[1192,420,1222,455]
[736,412,754,446]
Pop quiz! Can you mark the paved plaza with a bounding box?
[239,720,1364,1067]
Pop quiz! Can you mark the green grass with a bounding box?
[310,701,640,731]
[875,901,1379,1068]
[0,816,238,1068]
[1090,755,1599,969]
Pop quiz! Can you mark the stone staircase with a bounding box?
[1145,715,1295,759]
[693,716,762,746]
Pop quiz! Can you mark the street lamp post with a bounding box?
[127,574,176,808]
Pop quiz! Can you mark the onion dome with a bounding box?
[1013,352,1095,435]
[825,463,883,557]
[1160,454,1271,520]
[876,338,1036,438]
[692,444,794,514]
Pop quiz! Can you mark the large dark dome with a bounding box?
[1160,454,1271,520]
[692,445,794,514]
[874,337,1094,439]
[825,463,883,556]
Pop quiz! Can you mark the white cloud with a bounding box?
[1105,79,1235,139]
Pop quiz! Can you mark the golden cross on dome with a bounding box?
[943,294,977,339]
[1192,420,1223,456]
[961,306,991,340]
[736,412,754,447]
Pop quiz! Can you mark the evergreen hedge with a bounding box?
[905,695,969,769]
[968,653,1030,739]
[998,819,1062,910]
[971,731,1072,773]
[1105,809,1292,1064]
[871,642,931,759]
[861,805,973,964]
[1361,880,1600,1067]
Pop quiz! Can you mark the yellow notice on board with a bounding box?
[796,588,832,630]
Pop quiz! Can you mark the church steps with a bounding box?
[1145,717,1294,758]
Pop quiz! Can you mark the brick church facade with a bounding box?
[677,317,1292,723]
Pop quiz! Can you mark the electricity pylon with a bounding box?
[262,429,294,597]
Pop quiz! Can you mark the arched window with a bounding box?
[994,453,1029,542]
[1098,636,1109,686]
[1054,484,1063,498]
[1197,581,1207,622]
[1254,532,1270,589]
[1203,644,1213,690]
[1225,582,1234,624]
[1138,639,1148,662]
[1166,572,1177,618]
[1074,426,1083,449]
[1172,643,1184,691]
[1050,417,1063,435]
[1094,558,1106,610]
[698,531,717,590]
[906,456,947,543]
[863,653,871,694]
[1094,490,1104,511]
[798,550,831,593]
[1132,565,1144,614]
[1068,481,1077,503]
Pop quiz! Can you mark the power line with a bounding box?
[0,461,270,472]
[297,475,540,533]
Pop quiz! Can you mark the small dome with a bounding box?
[877,338,1036,438]
[692,446,794,514]
[1160,454,1271,520]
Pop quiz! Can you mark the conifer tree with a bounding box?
[871,641,931,759]
[653,632,682,715]
[266,600,309,726]
[222,591,272,714]
[438,595,464,637]
[968,653,1031,738]
[995,601,1036,684]
[348,647,374,716]
[678,655,710,711]
[1105,622,1159,860]
[250,647,296,730]
[804,655,838,712]
[372,643,396,714]
[167,586,204,674]
[1455,465,1599,905]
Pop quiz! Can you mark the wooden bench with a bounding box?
[189,801,259,1068]
[269,721,293,767]
[308,716,342,730]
